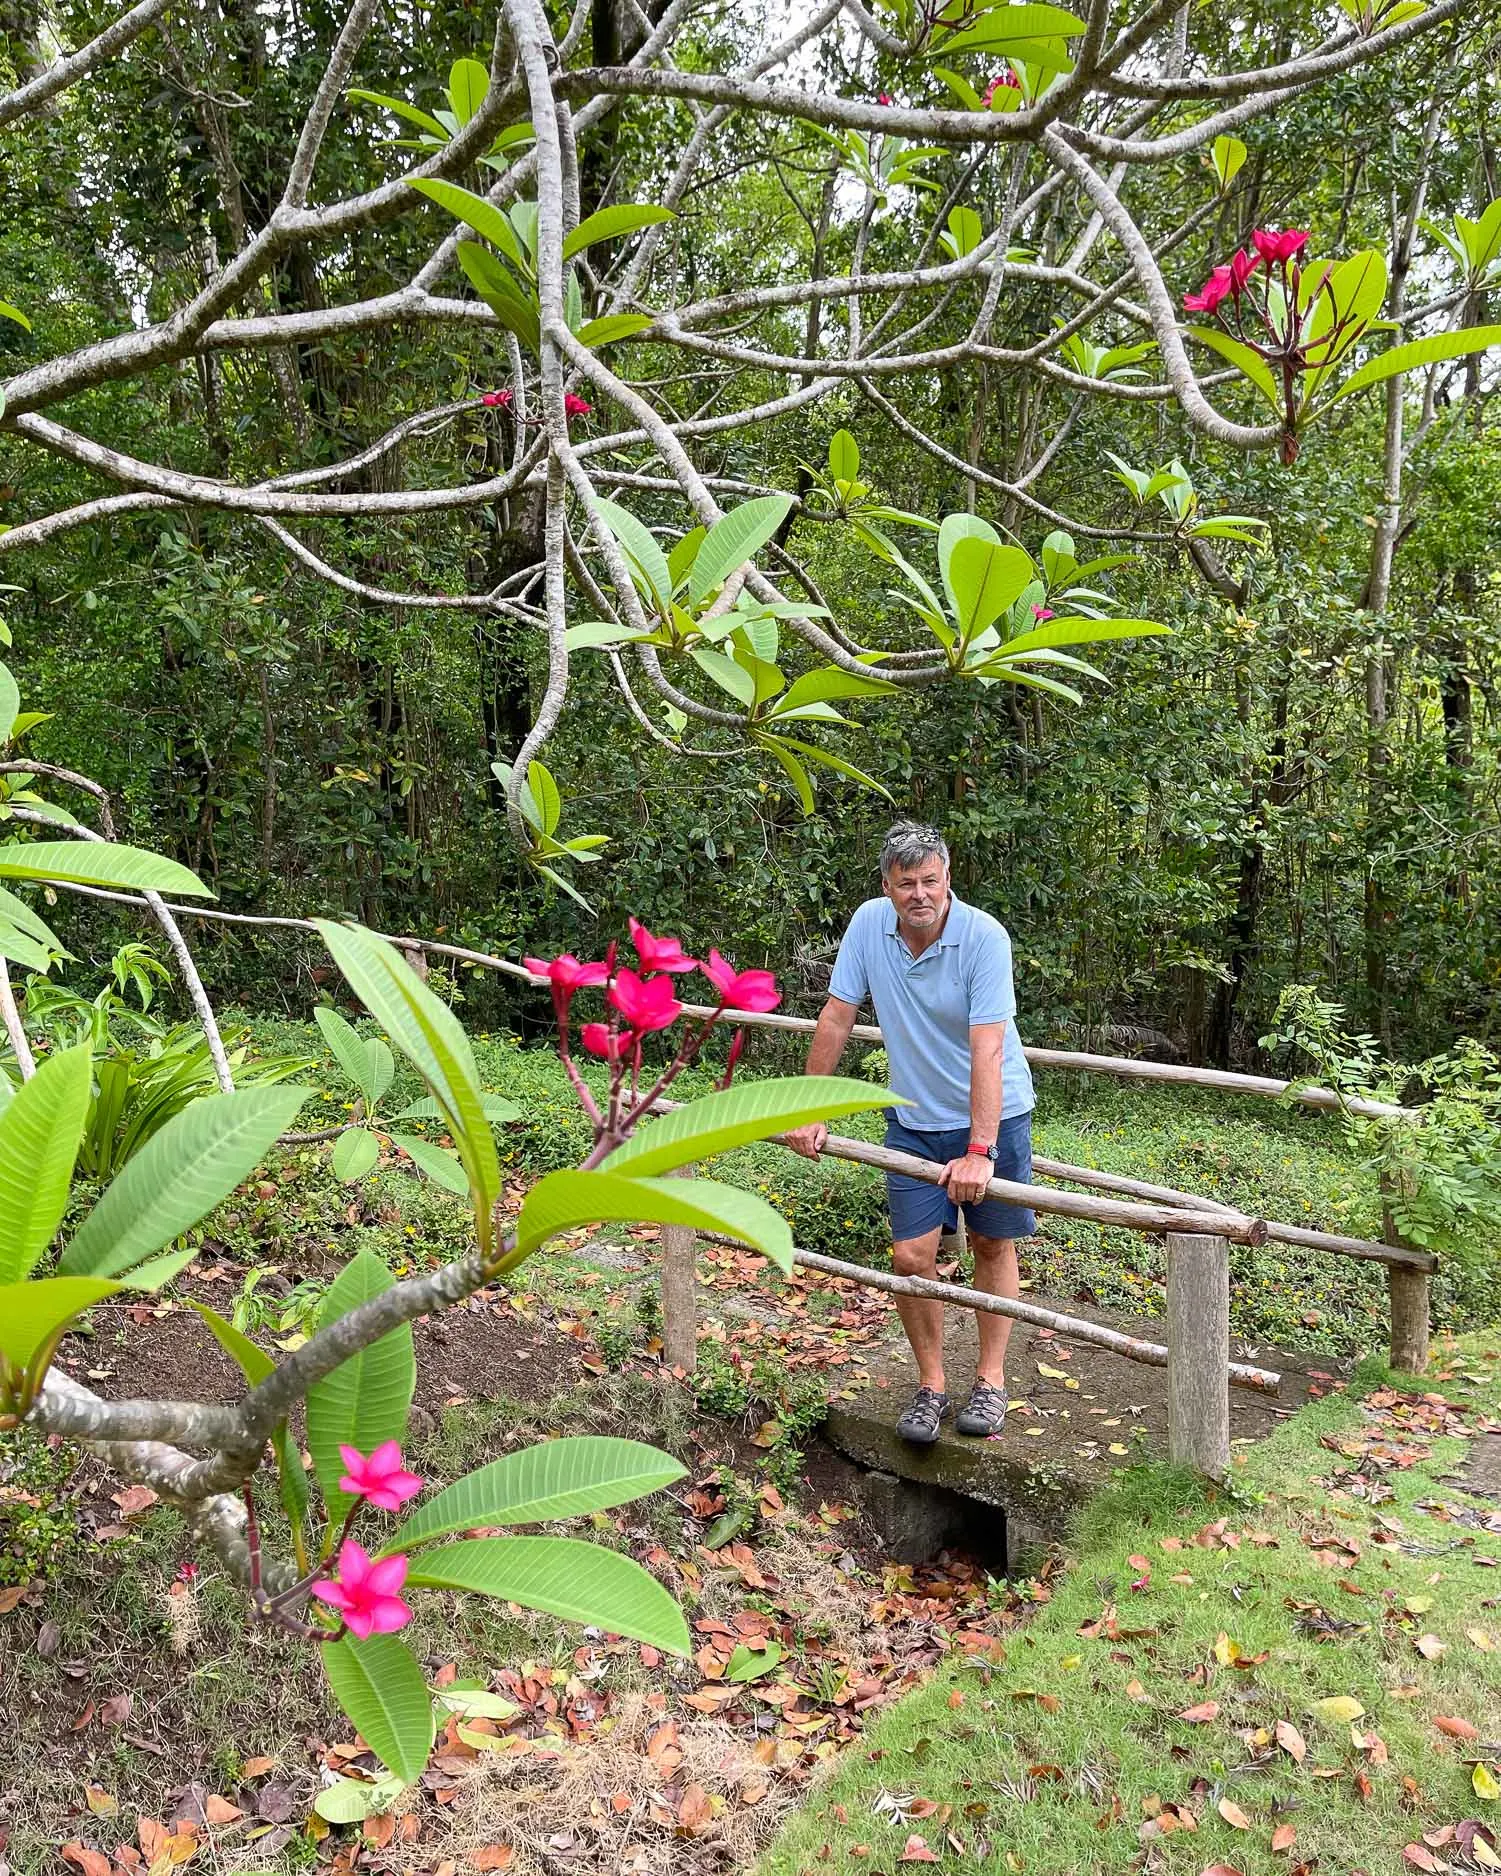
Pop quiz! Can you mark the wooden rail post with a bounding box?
[660,1163,699,1374]
[1381,1177,1431,1374]
[1165,1232,1231,1479]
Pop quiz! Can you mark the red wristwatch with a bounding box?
[966,1142,997,1160]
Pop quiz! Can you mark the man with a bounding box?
[786,822,1035,1444]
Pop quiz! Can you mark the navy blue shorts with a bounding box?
[883,1111,1036,1243]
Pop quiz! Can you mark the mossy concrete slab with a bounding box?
[823,1301,1347,1567]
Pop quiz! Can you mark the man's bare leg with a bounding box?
[891,1227,946,1391]
[968,1232,1019,1385]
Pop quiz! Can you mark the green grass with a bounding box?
[759,1340,1501,1876]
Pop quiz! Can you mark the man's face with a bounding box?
[883,855,950,928]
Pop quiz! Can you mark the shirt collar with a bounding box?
[883,893,968,949]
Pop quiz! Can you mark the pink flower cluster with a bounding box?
[982,70,1022,107]
[1182,228,1309,315]
[480,389,593,420]
[526,920,780,1079]
[308,1442,427,1640]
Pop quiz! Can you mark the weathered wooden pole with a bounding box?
[1381,1176,1431,1374]
[659,1164,699,1374]
[1166,1232,1231,1478]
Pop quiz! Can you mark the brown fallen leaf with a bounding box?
[60,1843,112,1876]
[1218,1799,1251,1830]
[1178,1701,1221,1723]
[1437,1715,1481,1742]
[99,1692,133,1725]
[83,1787,118,1818]
[1271,1825,1297,1855]
[898,1836,940,1865]
[240,1756,276,1778]
[471,1849,514,1872]
[1275,1719,1307,1764]
[0,1585,29,1615]
[677,1783,715,1836]
[1403,1846,1442,1872]
[111,1485,159,1518]
[203,1796,242,1827]
[1415,1633,1448,1661]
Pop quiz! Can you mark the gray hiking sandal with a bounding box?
[896,1385,952,1445]
[955,1379,1009,1436]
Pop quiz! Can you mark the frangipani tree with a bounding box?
[0,797,896,1809]
[2,0,1499,899]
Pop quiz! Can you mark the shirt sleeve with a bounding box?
[827,903,871,1007]
[967,919,1017,1026]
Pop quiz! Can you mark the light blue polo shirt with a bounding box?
[828,894,1035,1131]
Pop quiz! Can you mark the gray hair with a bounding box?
[879,820,949,878]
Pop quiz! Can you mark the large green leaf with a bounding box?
[321,1635,434,1784]
[456,242,540,354]
[688,496,793,607]
[1183,325,1282,412]
[994,616,1172,658]
[604,1075,893,1179]
[768,668,894,717]
[192,1302,309,1531]
[60,1085,309,1279]
[510,1168,794,1269]
[447,57,488,127]
[0,1043,93,1283]
[0,662,18,744]
[0,841,212,897]
[0,883,67,973]
[315,1005,378,1105]
[562,203,673,261]
[392,1092,519,1124]
[389,1131,471,1196]
[347,89,450,140]
[947,538,1035,640]
[331,1127,380,1183]
[1327,325,1501,404]
[774,735,897,802]
[385,1436,687,1552]
[576,312,655,349]
[406,1536,689,1653]
[305,1248,416,1512]
[590,497,674,614]
[0,1275,119,1370]
[311,922,500,1233]
[409,178,530,276]
[934,1,1086,47]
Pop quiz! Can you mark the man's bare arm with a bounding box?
[785,995,861,1158]
[940,1021,1005,1204]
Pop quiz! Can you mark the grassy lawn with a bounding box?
[760,1339,1501,1876]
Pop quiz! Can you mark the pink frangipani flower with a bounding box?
[1031,605,1055,622]
[1252,227,1308,266]
[337,1441,424,1512]
[312,1540,413,1640]
[1229,247,1257,295]
[628,917,698,975]
[1182,264,1233,315]
[565,393,593,418]
[525,953,610,993]
[580,1022,638,1061]
[482,389,514,409]
[700,950,782,1013]
[608,968,683,1033]
[982,70,1022,106]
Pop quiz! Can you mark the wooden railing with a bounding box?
[38,880,1435,1480]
